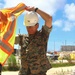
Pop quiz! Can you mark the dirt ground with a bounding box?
[46,66,75,75]
[2,66,75,75]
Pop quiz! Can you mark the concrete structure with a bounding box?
[61,45,75,51]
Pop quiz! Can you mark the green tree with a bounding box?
[7,54,19,71]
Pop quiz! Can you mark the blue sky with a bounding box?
[0,0,75,52]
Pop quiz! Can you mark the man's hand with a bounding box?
[25,6,35,11]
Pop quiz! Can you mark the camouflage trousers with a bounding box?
[18,67,46,75]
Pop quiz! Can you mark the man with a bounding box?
[19,6,52,75]
[0,3,27,75]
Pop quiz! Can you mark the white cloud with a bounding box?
[4,0,23,7]
[5,0,75,32]
[53,3,75,32]
[61,3,75,31]
[63,21,75,31]
[0,0,5,8]
[3,0,66,16]
[64,3,75,21]
[0,3,3,8]
[53,20,63,27]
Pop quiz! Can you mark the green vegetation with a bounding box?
[51,63,75,68]
[2,54,19,71]
[2,55,75,71]
[3,62,75,71]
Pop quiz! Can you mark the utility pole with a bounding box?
[54,41,55,51]
[65,40,66,51]
[65,40,67,46]
[19,29,20,34]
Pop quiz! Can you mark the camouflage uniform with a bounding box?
[19,25,52,75]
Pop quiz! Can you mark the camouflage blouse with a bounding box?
[19,25,52,74]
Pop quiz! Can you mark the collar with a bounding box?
[29,31,38,40]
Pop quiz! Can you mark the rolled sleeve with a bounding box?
[43,25,52,33]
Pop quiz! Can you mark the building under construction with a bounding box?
[61,45,75,51]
